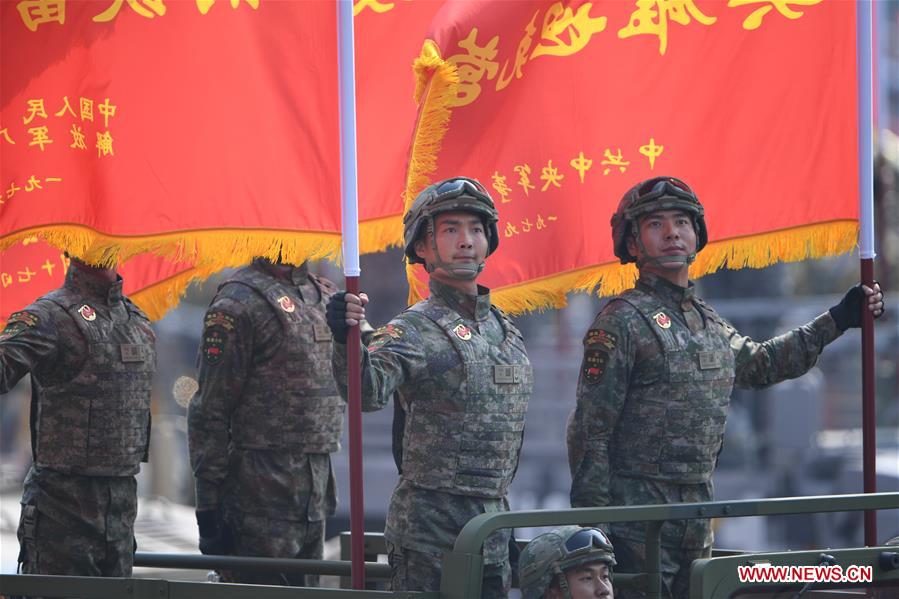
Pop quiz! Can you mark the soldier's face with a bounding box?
[546,562,614,599]
[414,211,489,271]
[628,209,697,271]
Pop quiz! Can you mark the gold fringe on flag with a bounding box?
[0,212,408,321]
[403,39,460,305]
[490,220,859,315]
[0,226,341,270]
[129,265,216,321]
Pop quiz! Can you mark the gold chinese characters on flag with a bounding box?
[404,0,859,312]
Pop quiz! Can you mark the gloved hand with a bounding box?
[829,283,885,331]
[326,291,368,344]
[326,291,350,344]
[196,509,232,556]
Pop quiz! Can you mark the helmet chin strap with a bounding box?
[424,260,484,280]
[554,564,574,599]
[422,214,486,281]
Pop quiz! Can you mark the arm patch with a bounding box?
[202,326,229,364]
[204,310,236,331]
[367,324,404,350]
[585,328,617,350]
[0,311,40,341]
[582,348,610,383]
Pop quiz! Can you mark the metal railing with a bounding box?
[1,492,896,599]
[439,492,899,599]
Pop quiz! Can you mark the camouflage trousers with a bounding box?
[17,504,134,577]
[222,511,325,587]
[386,541,510,598]
[611,535,711,599]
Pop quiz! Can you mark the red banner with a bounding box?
[1,0,441,320]
[405,0,860,311]
[2,0,341,260]
[0,239,199,322]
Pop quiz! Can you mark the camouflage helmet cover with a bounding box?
[403,177,500,265]
[519,526,616,599]
[611,176,708,264]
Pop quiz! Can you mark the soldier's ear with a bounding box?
[413,238,428,261]
[626,234,638,260]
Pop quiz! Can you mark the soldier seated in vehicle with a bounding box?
[520,526,617,599]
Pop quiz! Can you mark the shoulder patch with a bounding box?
[204,310,236,331]
[585,328,617,351]
[0,311,40,342]
[7,311,39,327]
[202,326,229,364]
[367,323,404,350]
[582,348,610,384]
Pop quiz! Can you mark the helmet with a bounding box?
[610,176,708,266]
[519,526,616,599]
[403,177,499,272]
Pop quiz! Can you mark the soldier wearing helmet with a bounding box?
[327,177,533,596]
[567,177,885,599]
[520,526,616,599]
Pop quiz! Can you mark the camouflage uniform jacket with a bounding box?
[0,263,155,539]
[568,272,842,547]
[332,280,533,563]
[188,259,342,522]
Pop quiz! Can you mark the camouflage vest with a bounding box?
[34,289,155,477]
[610,288,735,484]
[225,268,344,453]
[399,301,532,498]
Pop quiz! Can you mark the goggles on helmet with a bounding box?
[433,177,490,200]
[421,177,497,221]
[626,177,701,219]
[562,528,614,562]
[635,176,695,202]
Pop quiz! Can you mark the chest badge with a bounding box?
[277,296,296,313]
[652,311,671,329]
[78,304,97,321]
[453,323,472,340]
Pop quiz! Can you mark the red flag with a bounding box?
[355,0,445,239]
[2,0,441,319]
[0,239,199,323]
[1,0,341,263]
[405,0,859,311]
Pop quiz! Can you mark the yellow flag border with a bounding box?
[403,39,460,305]
[403,42,859,314]
[0,213,403,321]
[490,220,859,314]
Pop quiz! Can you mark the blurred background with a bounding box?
[2,0,898,580]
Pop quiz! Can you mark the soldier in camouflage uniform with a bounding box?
[567,176,885,599]
[519,526,616,599]
[187,257,361,586]
[327,177,533,597]
[0,257,156,577]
